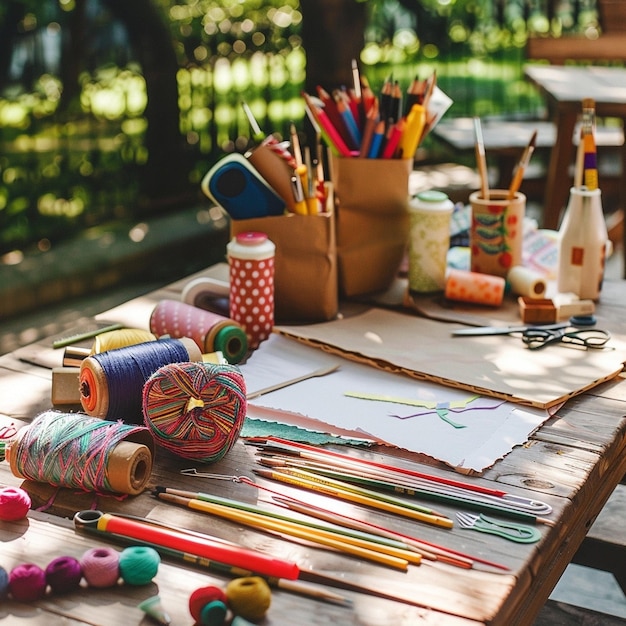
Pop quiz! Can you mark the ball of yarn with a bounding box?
[45,556,83,594]
[118,546,160,586]
[0,486,31,521]
[9,563,47,601]
[189,585,228,623]
[225,576,271,621]
[200,599,228,626]
[0,566,10,601]
[142,362,247,463]
[80,547,120,588]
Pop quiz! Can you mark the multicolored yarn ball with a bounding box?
[0,566,9,601]
[189,585,228,623]
[225,576,272,621]
[80,547,120,588]
[45,556,83,594]
[142,362,247,463]
[118,546,160,586]
[0,486,31,521]
[9,563,47,602]
[199,599,228,626]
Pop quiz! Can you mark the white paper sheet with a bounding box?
[239,334,553,472]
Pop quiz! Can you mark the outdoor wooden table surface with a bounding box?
[523,64,626,233]
[1,266,626,626]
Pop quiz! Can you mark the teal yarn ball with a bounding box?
[118,546,160,586]
[200,599,228,626]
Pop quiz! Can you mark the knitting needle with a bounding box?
[508,130,537,200]
[473,116,490,200]
[155,492,416,570]
[253,467,454,529]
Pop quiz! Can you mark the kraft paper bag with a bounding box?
[331,155,412,297]
[230,193,337,323]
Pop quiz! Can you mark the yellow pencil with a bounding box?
[158,492,413,570]
[254,468,454,529]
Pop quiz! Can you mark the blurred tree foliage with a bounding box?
[0,0,601,256]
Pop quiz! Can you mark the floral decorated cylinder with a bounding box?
[469,190,526,278]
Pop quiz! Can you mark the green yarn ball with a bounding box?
[118,546,160,586]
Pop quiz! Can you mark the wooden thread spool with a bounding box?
[6,412,155,496]
[79,337,202,423]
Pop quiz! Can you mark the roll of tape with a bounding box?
[507,266,547,299]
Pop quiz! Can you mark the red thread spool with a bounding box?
[0,485,31,521]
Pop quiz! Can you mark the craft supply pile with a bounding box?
[1,61,624,626]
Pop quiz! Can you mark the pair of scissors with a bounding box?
[456,512,541,543]
[451,322,569,338]
[521,326,611,350]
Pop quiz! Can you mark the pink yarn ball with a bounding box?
[9,563,47,601]
[45,556,83,594]
[0,486,31,521]
[80,547,120,588]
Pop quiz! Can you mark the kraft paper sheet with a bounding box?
[275,307,626,409]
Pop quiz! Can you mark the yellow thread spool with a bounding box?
[225,576,272,621]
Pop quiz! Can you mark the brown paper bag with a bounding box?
[230,193,337,323]
[331,155,412,297]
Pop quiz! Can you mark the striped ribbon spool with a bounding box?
[150,299,248,364]
[142,361,247,464]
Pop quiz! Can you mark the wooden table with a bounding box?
[523,64,626,233]
[1,268,626,626]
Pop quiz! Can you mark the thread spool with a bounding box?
[444,268,505,306]
[91,328,157,354]
[507,266,547,299]
[0,485,31,521]
[181,276,230,312]
[45,556,83,594]
[7,411,154,495]
[80,547,120,588]
[9,563,47,601]
[150,299,248,364]
[79,336,202,423]
[142,362,246,463]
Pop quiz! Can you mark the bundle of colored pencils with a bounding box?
[303,60,440,160]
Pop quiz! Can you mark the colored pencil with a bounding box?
[253,467,454,529]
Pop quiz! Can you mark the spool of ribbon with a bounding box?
[6,411,154,495]
[444,268,505,306]
[91,328,157,354]
[142,361,247,463]
[79,337,202,423]
[150,299,248,364]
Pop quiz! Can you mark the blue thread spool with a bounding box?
[79,337,202,423]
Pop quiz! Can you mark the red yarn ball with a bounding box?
[9,563,47,601]
[45,556,83,594]
[189,585,228,623]
[0,486,31,521]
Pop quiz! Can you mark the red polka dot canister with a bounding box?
[227,231,275,350]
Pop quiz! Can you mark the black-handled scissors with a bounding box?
[521,326,611,350]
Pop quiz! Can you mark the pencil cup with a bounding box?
[407,191,454,293]
[227,231,275,350]
[469,190,525,278]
